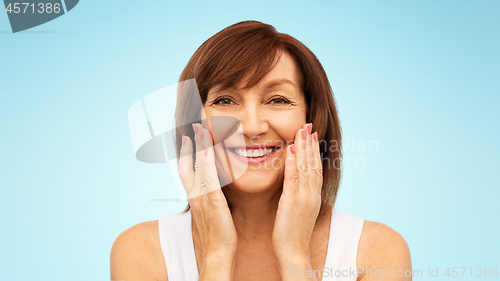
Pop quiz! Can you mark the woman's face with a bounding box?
[202,51,307,194]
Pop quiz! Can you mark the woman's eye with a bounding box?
[270,97,290,104]
[214,98,234,105]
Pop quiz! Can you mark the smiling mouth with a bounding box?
[228,147,278,158]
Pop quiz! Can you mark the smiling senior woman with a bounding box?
[110,21,412,281]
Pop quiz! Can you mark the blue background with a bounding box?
[1,1,499,280]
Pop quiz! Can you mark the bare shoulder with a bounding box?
[110,220,168,281]
[357,220,412,281]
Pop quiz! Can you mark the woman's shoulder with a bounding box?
[110,220,168,281]
[356,220,412,280]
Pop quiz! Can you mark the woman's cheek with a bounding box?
[201,108,235,134]
[269,111,306,142]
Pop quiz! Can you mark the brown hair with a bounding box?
[175,20,342,215]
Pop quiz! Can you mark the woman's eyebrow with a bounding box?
[208,78,296,97]
[263,78,297,90]
[208,88,233,98]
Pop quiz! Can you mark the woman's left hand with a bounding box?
[272,123,323,275]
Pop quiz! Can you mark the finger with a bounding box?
[200,125,222,196]
[200,124,214,151]
[179,135,194,196]
[283,143,299,193]
[296,124,309,191]
[312,131,323,194]
[193,123,224,201]
[305,123,316,192]
[192,123,204,199]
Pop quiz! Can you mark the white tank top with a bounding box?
[158,208,364,281]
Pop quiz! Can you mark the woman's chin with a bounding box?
[226,173,282,194]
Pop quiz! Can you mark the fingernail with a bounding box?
[301,129,306,140]
[200,127,204,140]
[203,146,208,156]
[313,132,318,142]
[182,135,187,145]
[290,144,295,154]
[192,123,199,135]
[307,123,312,134]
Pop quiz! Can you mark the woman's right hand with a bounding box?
[179,123,238,279]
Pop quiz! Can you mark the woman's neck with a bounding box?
[223,185,282,241]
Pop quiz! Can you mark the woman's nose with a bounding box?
[239,105,269,139]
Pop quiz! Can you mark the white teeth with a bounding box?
[233,147,275,158]
[237,149,246,157]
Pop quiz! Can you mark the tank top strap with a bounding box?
[158,210,199,280]
[322,208,365,281]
